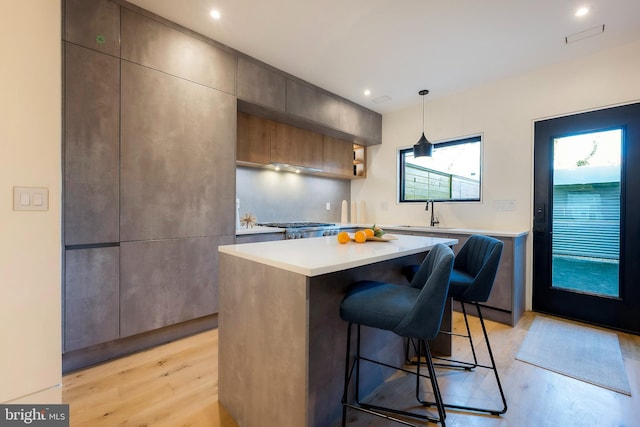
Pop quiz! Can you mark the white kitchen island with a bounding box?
[218,234,457,427]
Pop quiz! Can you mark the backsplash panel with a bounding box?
[236,166,350,224]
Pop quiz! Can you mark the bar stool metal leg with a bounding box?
[341,323,447,426]
[428,303,507,415]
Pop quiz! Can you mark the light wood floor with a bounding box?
[62,311,640,426]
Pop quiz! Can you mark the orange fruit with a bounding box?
[363,228,374,237]
[337,231,350,244]
[354,230,367,243]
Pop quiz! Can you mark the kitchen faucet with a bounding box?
[426,200,439,227]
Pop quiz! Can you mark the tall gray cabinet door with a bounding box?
[120,235,233,337]
[64,42,120,245]
[64,247,119,352]
[64,0,120,56]
[120,61,236,241]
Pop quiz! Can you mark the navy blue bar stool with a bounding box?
[404,234,507,416]
[340,243,454,426]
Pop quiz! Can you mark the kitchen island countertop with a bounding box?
[219,234,457,277]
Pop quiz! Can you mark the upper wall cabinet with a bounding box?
[286,79,341,128]
[237,57,286,111]
[285,79,381,145]
[271,121,323,170]
[237,111,272,166]
[64,0,120,57]
[338,102,382,144]
[237,113,365,179]
[121,9,236,94]
[322,135,354,177]
[64,42,120,245]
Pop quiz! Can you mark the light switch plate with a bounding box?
[13,187,49,211]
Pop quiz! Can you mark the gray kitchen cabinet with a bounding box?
[120,236,233,337]
[338,101,382,144]
[286,78,382,145]
[62,0,382,370]
[120,61,236,241]
[286,79,341,128]
[388,228,526,326]
[64,42,120,245]
[64,0,120,57]
[121,8,236,94]
[64,246,119,352]
[237,57,286,111]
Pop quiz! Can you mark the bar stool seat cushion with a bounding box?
[449,269,474,299]
[341,244,454,340]
[340,281,420,332]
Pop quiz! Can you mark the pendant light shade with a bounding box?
[413,89,433,157]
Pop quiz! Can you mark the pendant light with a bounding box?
[413,89,433,157]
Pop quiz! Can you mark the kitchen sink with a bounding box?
[389,225,455,230]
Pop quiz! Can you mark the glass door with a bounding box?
[551,130,621,297]
[533,103,640,334]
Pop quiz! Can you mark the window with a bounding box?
[399,135,481,202]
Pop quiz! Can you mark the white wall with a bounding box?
[353,39,640,308]
[0,1,62,403]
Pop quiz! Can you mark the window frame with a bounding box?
[398,134,483,203]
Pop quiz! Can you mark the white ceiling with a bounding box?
[127,0,640,114]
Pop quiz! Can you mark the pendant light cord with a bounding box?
[419,89,429,134]
[422,94,425,133]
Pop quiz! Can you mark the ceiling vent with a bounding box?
[371,95,391,104]
[565,25,605,44]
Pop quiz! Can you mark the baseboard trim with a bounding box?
[62,314,218,373]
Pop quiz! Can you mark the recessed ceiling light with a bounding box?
[575,7,589,17]
[364,89,371,96]
[210,9,221,20]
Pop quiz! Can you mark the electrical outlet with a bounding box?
[494,200,516,212]
[326,202,331,211]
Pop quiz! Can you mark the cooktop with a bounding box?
[258,222,336,229]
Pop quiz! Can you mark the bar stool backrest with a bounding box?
[395,244,454,340]
[454,235,503,303]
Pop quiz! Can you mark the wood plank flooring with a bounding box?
[62,311,640,426]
